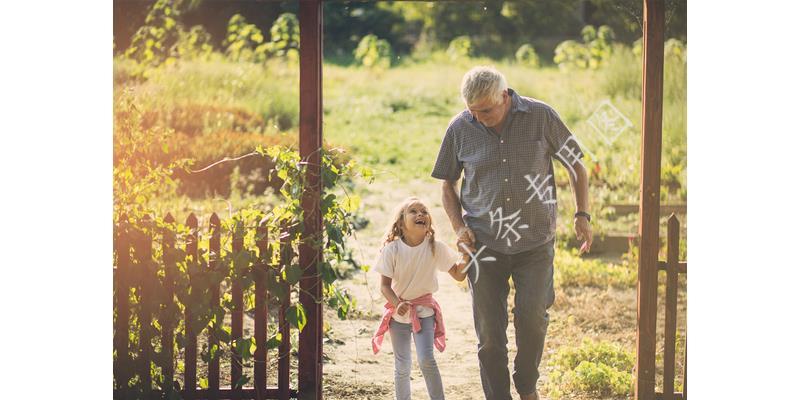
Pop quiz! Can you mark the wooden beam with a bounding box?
[298,1,323,400]
[635,1,665,399]
[663,215,680,399]
[657,261,687,274]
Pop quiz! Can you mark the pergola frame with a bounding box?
[294,1,670,399]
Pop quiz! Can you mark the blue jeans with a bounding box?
[388,316,445,400]
[468,240,555,400]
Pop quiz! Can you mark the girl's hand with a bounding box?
[396,301,410,316]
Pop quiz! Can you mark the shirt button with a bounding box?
[504,178,508,182]
[500,140,505,144]
[502,159,507,163]
[506,198,511,202]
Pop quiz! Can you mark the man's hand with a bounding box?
[574,216,593,254]
[396,301,410,316]
[456,226,476,255]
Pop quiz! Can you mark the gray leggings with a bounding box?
[388,316,444,400]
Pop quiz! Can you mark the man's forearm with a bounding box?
[441,180,466,232]
[569,164,590,213]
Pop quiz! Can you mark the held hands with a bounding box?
[395,301,410,316]
[456,226,476,255]
[574,216,593,254]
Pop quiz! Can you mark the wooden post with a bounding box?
[254,219,270,399]
[184,213,199,399]
[161,213,178,396]
[298,1,323,399]
[279,224,293,400]
[209,213,221,399]
[135,215,154,396]
[635,1,665,399]
[231,221,245,398]
[663,215,680,399]
[114,215,132,397]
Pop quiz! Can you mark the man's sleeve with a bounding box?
[431,127,462,180]
[544,106,584,169]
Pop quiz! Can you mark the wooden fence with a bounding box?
[114,213,300,399]
[652,214,688,400]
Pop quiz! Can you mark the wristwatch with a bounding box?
[574,211,591,222]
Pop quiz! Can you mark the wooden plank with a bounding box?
[231,222,245,398]
[635,1,665,399]
[135,215,154,395]
[298,1,324,400]
[185,213,199,399]
[279,225,292,400]
[683,336,687,399]
[657,261,686,274]
[254,219,270,398]
[655,393,684,400]
[663,215,680,399]
[115,387,299,399]
[609,203,687,216]
[114,215,132,395]
[209,213,222,399]
[161,213,178,396]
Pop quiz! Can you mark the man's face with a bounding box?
[467,90,509,129]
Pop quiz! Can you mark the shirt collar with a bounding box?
[468,87,530,122]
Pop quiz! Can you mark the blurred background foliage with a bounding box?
[115,0,686,65]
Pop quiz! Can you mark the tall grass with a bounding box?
[114,44,686,206]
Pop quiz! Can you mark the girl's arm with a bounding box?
[380,275,409,316]
[447,259,468,282]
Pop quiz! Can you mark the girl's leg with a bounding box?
[413,316,445,400]
[389,319,412,400]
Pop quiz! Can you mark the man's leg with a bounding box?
[389,319,413,400]
[469,245,513,400]
[510,241,555,397]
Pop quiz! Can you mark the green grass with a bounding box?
[545,339,635,399]
[115,46,686,239]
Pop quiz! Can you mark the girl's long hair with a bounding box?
[381,196,436,255]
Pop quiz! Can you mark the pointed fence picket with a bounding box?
[113,214,300,400]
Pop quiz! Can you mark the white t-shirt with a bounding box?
[373,238,460,323]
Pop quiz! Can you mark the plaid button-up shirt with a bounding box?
[431,89,584,254]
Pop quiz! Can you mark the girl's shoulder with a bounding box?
[380,239,401,253]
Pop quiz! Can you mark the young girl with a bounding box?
[371,197,468,400]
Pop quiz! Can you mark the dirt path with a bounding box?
[318,178,679,399]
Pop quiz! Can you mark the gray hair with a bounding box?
[460,66,508,106]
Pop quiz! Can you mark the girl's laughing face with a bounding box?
[402,202,430,234]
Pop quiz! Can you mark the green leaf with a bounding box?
[284,264,303,285]
[287,304,307,332]
[266,333,282,349]
[234,374,250,389]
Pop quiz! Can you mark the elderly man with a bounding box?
[432,66,593,400]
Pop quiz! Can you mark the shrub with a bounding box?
[124,0,183,74]
[554,25,615,70]
[266,13,300,61]
[547,339,634,398]
[224,14,268,63]
[174,25,214,61]
[113,90,190,219]
[515,44,540,68]
[554,247,637,289]
[354,34,393,68]
[446,35,474,60]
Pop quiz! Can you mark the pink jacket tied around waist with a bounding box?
[371,293,446,354]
